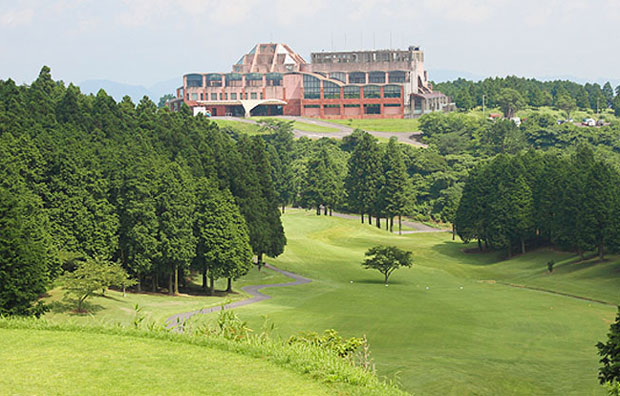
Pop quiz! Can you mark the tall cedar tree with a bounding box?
[345,131,382,224]
[381,137,411,233]
[193,178,253,295]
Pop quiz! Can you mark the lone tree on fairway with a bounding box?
[361,245,413,284]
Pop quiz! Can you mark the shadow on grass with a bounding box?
[430,240,502,267]
[48,298,104,315]
[354,278,406,285]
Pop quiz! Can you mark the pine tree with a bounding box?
[381,137,411,233]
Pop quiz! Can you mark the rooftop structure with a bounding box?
[168,43,452,119]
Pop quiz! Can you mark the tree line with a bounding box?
[435,76,620,115]
[455,146,620,259]
[0,67,285,315]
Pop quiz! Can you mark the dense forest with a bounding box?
[0,67,287,315]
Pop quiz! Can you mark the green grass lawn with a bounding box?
[322,118,420,132]
[209,119,264,135]
[190,209,616,395]
[0,328,339,395]
[42,267,291,326]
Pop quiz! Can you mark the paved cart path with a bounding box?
[165,264,311,330]
[213,116,427,147]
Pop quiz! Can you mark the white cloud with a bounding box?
[0,7,34,27]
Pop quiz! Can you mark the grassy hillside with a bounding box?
[190,209,616,395]
[0,319,403,395]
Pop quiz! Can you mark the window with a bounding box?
[200,93,204,100]
[245,92,248,99]
[224,93,228,100]
[191,93,198,100]
[250,92,257,99]
[260,93,263,99]
[329,72,346,83]
[220,93,223,100]
[384,103,401,107]
[343,86,360,99]
[323,81,340,99]
[349,72,366,84]
[389,71,406,83]
[344,104,360,108]
[363,85,381,99]
[186,93,189,100]
[211,93,217,100]
[384,85,401,98]
[324,104,339,108]
[303,74,321,99]
[245,73,263,87]
[304,105,320,108]
[225,73,243,87]
[206,74,223,87]
[368,71,385,84]
[266,73,282,86]
[231,93,237,100]
[364,104,381,114]
[186,74,203,88]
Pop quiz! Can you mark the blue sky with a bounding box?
[1,0,619,86]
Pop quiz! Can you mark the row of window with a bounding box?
[188,92,264,101]
[303,76,402,99]
[328,70,407,84]
[186,73,283,88]
[303,103,401,114]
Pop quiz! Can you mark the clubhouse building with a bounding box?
[168,43,452,119]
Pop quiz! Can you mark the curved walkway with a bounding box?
[165,264,311,330]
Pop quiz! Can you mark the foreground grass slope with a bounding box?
[322,118,420,132]
[203,209,616,395]
[0,319,405,395]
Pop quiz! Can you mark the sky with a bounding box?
[1,0,619,87]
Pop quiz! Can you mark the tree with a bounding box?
[613,95,620,117]
[193,179,252,295]
[345,131,382,224]
[156,162,196,295]
[158,94,175,108]
[60,257,134,312]
[597,307,620,389]
[381,137,411,233]
[555,93,577,119]
[496,88,525,118]
[361,245,413,284]
[0,187,58,316]
[602,82,615,107]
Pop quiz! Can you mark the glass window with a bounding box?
[211,93,217,100]
[344,104,360,108]
[225,73,243,87]
[304,105,320,108]
[186,93,189,100]
[251,92,257,99]
[343,86,360,99]
[260,93,263,99]
[266,73,282,86]
[384,85,401,98]
[324,104,340,108]
[323,81,340,99]
[245,73,263,87]
[364,104,381,114]
[363,85,381,99]
[200,93,204,100]
[303,74,321,99]
[191,93,198,100]
[349,72,366,84]
[329,72,346,83]
[225,93,228,100]
[384,103,401,107]
[368,71,386,84]
[186,74,203,88]
[231,93,237,100]
[206,74,223,87]
[245,92,248,99]
[388,71,406,83]
[220,93,223,100]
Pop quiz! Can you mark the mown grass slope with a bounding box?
[195,209,617,395]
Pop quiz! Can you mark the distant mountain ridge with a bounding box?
[78,77,179,102]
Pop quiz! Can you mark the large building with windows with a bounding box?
[168,43,452,119]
